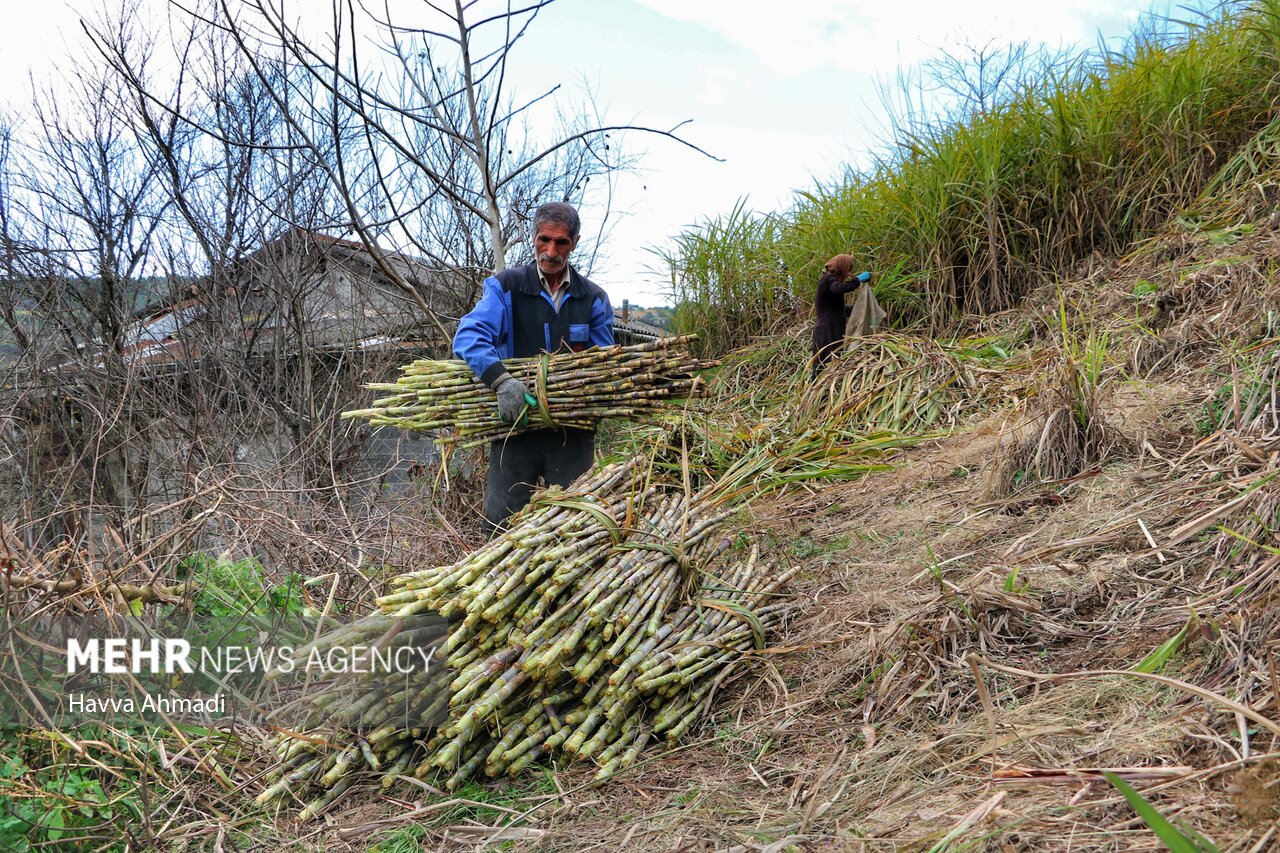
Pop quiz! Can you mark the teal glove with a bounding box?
[522,392,540,426]
[855,271,872,284]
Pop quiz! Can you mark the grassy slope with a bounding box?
[244,213,1277,852]
[665,0,1280,356]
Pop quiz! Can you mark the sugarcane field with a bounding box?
[12,1,1280,851]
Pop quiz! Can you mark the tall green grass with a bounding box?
[663,1,1280,352]
[658,199,790,358]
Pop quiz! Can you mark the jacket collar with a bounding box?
[515,262,586,298]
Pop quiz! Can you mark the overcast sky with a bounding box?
[1,0,1208,304]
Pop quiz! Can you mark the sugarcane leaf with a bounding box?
[1103,772,1216,852]
[532,496,622,544]
[699,599,766,649]
[1218,524,1280,555]
[1133,611,1199,674]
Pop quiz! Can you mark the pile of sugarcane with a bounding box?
[341,336,716,447]
[256,460,795,817]
[797,335,1015,435]
[255,611,453,819]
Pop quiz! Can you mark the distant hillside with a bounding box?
[623,305,673,330]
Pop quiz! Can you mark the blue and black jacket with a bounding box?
[453,262,614,389]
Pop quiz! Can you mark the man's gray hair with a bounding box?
[533,202,581,240]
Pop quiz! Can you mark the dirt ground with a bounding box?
[287,398,1238,849]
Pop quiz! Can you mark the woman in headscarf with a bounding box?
[811,254,871,376]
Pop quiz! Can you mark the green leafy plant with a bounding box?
[367,825,432,853]
[150,553,313,698]
[0,736,142,852]
[1002,566,1028,593]
[168,553,306,649]
[1132,279,1160,298]
[1207,223,1254,246]
[789,534,852,559]
[1196,346,1280,436]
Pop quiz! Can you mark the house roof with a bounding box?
[39,230,453,379]
[16,230,669,384]
[612,315,668,342]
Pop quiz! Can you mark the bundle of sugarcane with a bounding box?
[255,461,640,813]
[255,610,453,819]
[395,529,792,788]
[341,336,716,447]
[256,461,795,815]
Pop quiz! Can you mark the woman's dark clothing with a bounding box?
[811,271,862,373]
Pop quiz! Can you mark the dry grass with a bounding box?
[988,354,1131,497]
[446,399,1280,852]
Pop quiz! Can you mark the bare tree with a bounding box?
[174,0,717,296]
[0,116,33,355]
[66,6,409,496]
[921,38,1074,122]
[0,0,717,551]
[0,55,177,534]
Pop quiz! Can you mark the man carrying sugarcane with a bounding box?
[453,202,615,535]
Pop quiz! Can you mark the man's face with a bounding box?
[534,222,578,281]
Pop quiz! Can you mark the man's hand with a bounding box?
[495,376,532,424]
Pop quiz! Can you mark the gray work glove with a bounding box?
[494,375,531,425]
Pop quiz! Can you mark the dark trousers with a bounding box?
[484,428,595,536]
[811,340,842,378]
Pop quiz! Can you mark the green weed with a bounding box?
[789,534,852,559]
[672,787,700,807]
[166,552,306,648]
[1105,772,1220,852]
[0,732,143,852]
[1002,566,1028,594]
[424,774,552,827]
[1132,612,1202,673]
[367,824,432,853]
[1132,279,1160,298]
